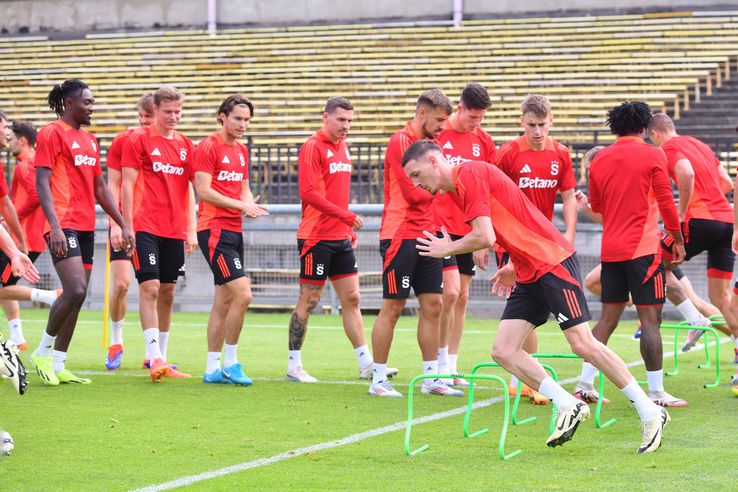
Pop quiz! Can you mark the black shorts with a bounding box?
[601,254,666,307]
[298,239,357,285]
[0,251,41,286]
[108,228,131,262]
[448,234,476,277]
[661,219,734,278]
[132,231,184,284]
[501,254,591,330]
[198,229,246,286]
[380,238,442,299]
[45,229,95,269]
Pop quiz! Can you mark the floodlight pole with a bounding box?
[207,0,217,37]
[453,0,463,28]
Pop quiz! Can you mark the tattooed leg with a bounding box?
[289,283,323,350]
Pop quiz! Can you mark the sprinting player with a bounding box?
[648,113,738,363]
[493,94,577,404]
[287,97,393,382]
[195,94,268,385]
[573,102,687,408]
[31,79,135,386]
[433,83,495,387]
[103,93,154,370]
[0,117,59,349]
[122,85,196,382]
[369,89,461,398]
[406,140,670,454]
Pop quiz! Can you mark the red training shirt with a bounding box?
[449,161,574,284]
[433,121,496,235]
[107,128,145,221]
[589,136,681,262]
[34,119,102,232]
[11,153,45,252]
[122,125,194,240]
[194,131,250,233]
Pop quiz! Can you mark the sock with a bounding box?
[288,350,301,372]
[510,374,519,387]
[372,362,387,385]
[448,354,458,374]
[110,319,124,346]
[675,299,706,326]
[36,332,56,357]
[52,349,66,374]
[578,362,597,390]
[423,359,438,377]
[646,369,665,393]
[8,319,24,344]
[437,346,449,374]
[143,328,162,361]
[731,335,738,348]
[538,376,578,411]
[224,343,238,367]
[30,288,58,306]
[354,344,373,369]
[159,332,169,361]
[206,352,221,374]
[621,378,661,421]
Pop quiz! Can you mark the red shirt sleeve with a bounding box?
[559,147,576,191]
[457,166,491,223]
[13,164,40,221]
[92,136,102,177]
[106,134,125,172]
[661,143,687,179]
[493,142,514,174]
[652,152,680,232]
[35,126,64,169]
[121,131,144,170]
[388,134,433,205]
[485,133,496,163]
[0,167,8,199]
[299,139,355,225]
[589,162,602,214]
[193,139,216,175]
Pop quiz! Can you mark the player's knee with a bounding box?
[112,279,129,298]
[139,282,159,303]
[305,294,320,311]
[65,282,87,305]
[382,300,405,322]
[584,273,599,295]
[442,287,459,307]
[456,289,469,309]
[232,288,253,307]
[491,343,513,365]
[421,296,443,318]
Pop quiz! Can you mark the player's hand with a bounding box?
[472,249,489,271]
[574,190,589,211]
[243,195,269,219]
[671,242,686,265]
[416,227,451,258]
[185,231,198,257]
[121,226,136,257]
[110,223,123,251]
[350,230,358,249]
[10,252,39,284]
[490,263,516,299]
[353,215,364,230]
[732,230,738,255]
[49,226,67,258]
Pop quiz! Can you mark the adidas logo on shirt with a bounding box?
[151,148,162,156]
[326,149,334,158]
[71,141,81,150]
[221,155,230,164]
[520,164,532,173]
[557,313,569,323]
[443,141,453,150]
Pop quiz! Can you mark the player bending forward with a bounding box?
[405,140,669,453]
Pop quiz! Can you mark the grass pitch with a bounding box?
[1,309,735,491]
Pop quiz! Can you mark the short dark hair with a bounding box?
[11,120,37,147]
[217,94,254,124]
[460,83,491,110]
[47,79,89,117]
[137,93,155,114]
[402,140,443,167]
[416,89,453,115]
[324,97,353,114]
[606,101,652,136]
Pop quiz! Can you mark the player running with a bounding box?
[195,95,267,385]
[572,102,687,408]
[492,94,577,404]
[647,113,738,363]
[369,89,460,398]
[122,85,197,382]
[0,118,60,349]
[31,79,134,385]
[433,83,495,387]
[103,93,154,370]
[406,140,670,454]
[287,97,391,382]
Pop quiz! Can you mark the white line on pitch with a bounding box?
[129,338,729,492]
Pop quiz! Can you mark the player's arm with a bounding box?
[36,167,66,257]
[94,174,134,254]
[0,223,38,284]
[417,216,496,258]
[391,137,432,205]
[238,178,268,218]
[653,161,685,263]
[14,168,40,222]
[672,158,695,222]
[184,182,198,256]
[561,188,577,244]
[732,175,738,254]
[0,196,27,253]
[299,141,357,225]
[195,171,267,218]
[574,190,602,224]
[106,167,124,248]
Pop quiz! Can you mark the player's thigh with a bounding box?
[133,232,162,284]
[380,238,419,299]
[159,237,185,284]
[625,255,666,307]
[501,282,550,329]
[494,318,538,354]
[539,255,592,330]
[600,261,629,304]
[413,250,443,297]
[298,239,334,286]
[327,239,358,283]
[200,229,247,286]
[706,221,735,280]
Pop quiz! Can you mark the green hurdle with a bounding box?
[404,373,521,460]
[660,315,723,388]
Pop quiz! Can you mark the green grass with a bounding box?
[1,309,736,491]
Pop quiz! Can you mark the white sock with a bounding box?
[448,354,458,374]
[675,299,706,326]
[646,369,665,393]
[355,344,372,369]
[288,350,301,372]
[8,319,24,344]
[143,328,162,361]
[731,335,738,348]
[510,374,519,387]
[423,359,438,377]
[437,346,449,374]
[372,362,387,385]
[206,352,221,374]
[538,376,578,411]
[224,343,238,367]
[52,349,66,374]
[621,378,661,421]
[30,288,58,306]
[159,332,169,361]
[110,319,124,346]
[578,362,597,390]
[36,332,56,357]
